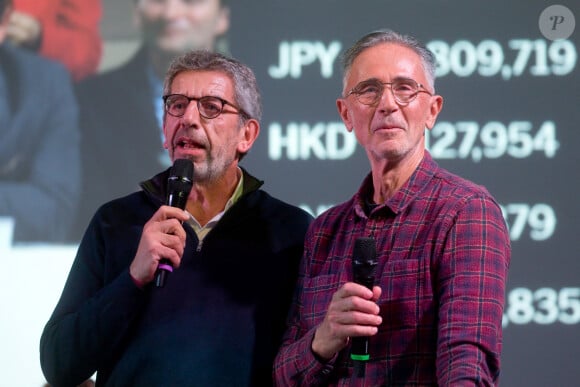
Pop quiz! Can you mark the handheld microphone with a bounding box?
[350,237,378,377]
[154,158,194,288]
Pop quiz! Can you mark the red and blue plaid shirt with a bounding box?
[274,152,510,386]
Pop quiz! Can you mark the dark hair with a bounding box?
[341,29,437,89]
[163,50,262,122]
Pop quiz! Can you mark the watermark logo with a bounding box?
[539,5,575,40]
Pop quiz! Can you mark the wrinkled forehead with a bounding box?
[344,43,428,89]
[170,70,233,95]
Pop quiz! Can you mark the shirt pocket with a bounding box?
[378,259,429,328]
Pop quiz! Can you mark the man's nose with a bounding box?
[377,86,399,112]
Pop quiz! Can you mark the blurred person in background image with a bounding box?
[0,0,81,244]
[7,0,102,82]
[70,0,230,241]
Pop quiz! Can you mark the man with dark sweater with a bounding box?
[40,50,313,386]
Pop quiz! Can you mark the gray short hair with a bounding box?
[163,50,262,122]
[341,29,437,90]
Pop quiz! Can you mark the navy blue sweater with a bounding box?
[40,168,313,386]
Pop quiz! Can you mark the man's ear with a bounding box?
[337,98,354,133]
[237,118,260,155]
[425,94,443,129]
[215,6,230,37]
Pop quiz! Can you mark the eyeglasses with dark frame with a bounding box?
[163,94,250,120]
[345,77,432,106]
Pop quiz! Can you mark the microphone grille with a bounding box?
[352,237,377,289]
[170,158,194,181]
[353,237,376,263]
[167,159,194,209]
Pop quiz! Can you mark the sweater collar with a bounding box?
[139,166,264,206]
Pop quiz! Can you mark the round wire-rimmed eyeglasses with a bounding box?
[163,94,250,119]
[345,77,432,106]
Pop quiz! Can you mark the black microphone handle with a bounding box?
[154,260,173,287]
[350,237,377,377]
[154,190,188,288]
[350,275,373,370]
